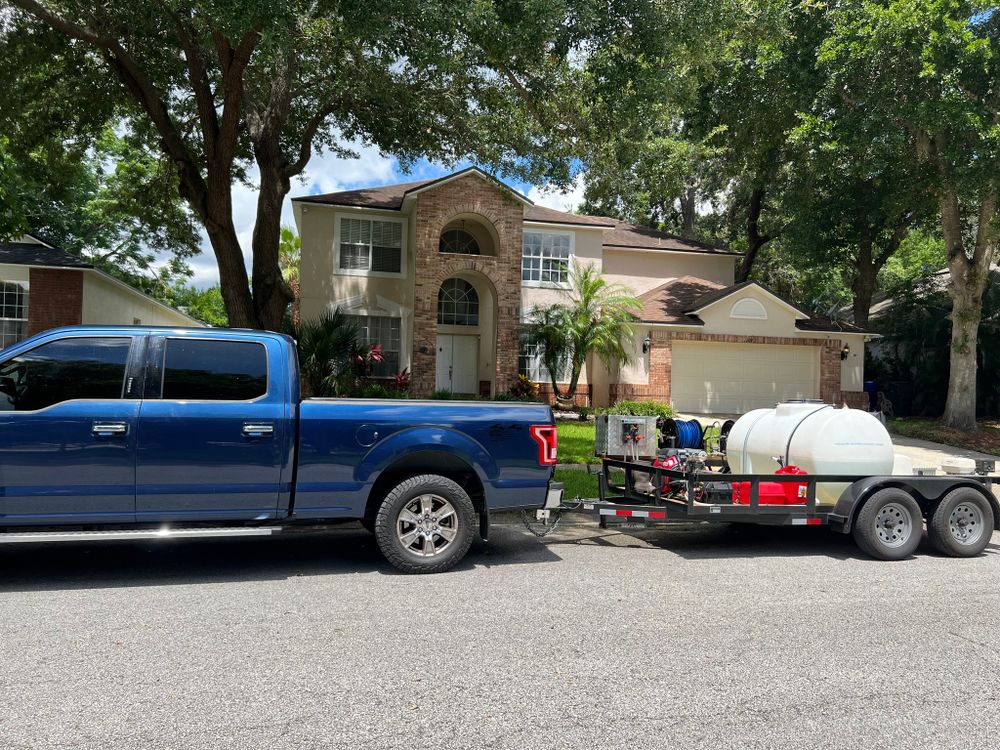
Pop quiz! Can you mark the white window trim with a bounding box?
[0,279,29,349]
[333,211,408,279]
[520,228,575,290]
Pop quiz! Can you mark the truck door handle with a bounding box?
[242,422,274,437]
[92,421,128,436]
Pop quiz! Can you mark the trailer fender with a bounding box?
[830,476,999,533]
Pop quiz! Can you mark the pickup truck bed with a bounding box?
[0,326,562,573]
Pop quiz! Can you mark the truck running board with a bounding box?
[0,527,284,544]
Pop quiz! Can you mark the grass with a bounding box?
[888,417,1000,456]
[554,468,600,500]
[556,421,599,464]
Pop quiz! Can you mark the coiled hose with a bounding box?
[660,417,704,449]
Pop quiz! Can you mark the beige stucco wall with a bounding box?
[81,272,200,327]
[518,224,604,312]
[602,249,737,296]
[0,263,31,284]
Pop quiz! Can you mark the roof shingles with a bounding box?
[0,243,92,269]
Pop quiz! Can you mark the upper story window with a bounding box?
[438,278,479,326]
[0,336,131,412]
[522,231,571,284]
[439,229,480,255]
[161,338,267,401]
[0,280,29,350]
[338,217,403,274]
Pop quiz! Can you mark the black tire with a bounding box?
[374,474,476,574]
[853,488,923,561]
[928,488,994,557]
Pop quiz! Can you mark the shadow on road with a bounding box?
[541,519,1000,562]
[0,524,562,593]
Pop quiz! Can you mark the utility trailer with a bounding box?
[540,457,1000,560]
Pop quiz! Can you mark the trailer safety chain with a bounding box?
[519,509,562,537]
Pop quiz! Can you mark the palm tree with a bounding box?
[296,308,360,396]
[279,226,301,329]
[525,264,642,404]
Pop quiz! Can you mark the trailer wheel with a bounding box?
[853,488,922,560]
[928,488,994,557]
[374,474,476,574]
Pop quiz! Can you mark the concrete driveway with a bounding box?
[1,521,998,749]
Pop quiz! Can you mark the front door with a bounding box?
[435,334,478,394]
[0,334,139,525]
[135,335,288,522]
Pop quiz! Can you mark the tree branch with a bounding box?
[162,5,220,159]
[285,103,338,178]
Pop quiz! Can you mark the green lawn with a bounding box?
[553,468,600,500]
[888,417,1000,456]
[556,421,598,464]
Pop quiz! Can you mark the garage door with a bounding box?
[670,341,819,414]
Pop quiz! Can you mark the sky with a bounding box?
[188,140,586,289]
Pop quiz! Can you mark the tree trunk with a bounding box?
[738,186,769,283]
[939,190,996,430]
[251,161,293,331]
[203,188,256,328]
[680,185,696,239]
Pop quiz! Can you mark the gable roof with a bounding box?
[292,167,534,209]
[638,276,871,333]
[0,241,93,269]
[291,168,739,256]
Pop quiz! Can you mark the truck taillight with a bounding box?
[530,425,558,465]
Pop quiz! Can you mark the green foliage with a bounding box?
[165,285,229,328]
[344,383,409,400]
[607,400,676,420]
[524,265,641,404]
[869,273,1000,417]
[296,309,361,397]
[507,374,540,400]
[430,389,456,400]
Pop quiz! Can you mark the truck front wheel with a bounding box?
[852,488,922,561]
[928,488,994,557]
[374,474,476,574]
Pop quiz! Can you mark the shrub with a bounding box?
[608,399,675,420]
[508,374,540,400]
[431,389,455,400]
[393,369,411,392]
[577,406,593,421]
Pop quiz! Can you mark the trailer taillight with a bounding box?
[530,425,558,466]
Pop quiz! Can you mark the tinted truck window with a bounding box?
[162,339,267,401]
[0,337,131,411]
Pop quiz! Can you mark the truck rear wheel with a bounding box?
[374,474,476,574]
[928,488,994,557]
[853,488,922,561]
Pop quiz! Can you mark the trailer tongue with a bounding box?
[536,404,999,561]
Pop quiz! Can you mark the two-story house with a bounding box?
[292,167,869,412]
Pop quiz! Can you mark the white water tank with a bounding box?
[726,402,894,505]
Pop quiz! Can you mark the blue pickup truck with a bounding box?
[0,326,562,573]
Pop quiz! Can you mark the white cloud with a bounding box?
[526,172,586,213]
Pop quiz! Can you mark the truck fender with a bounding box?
[830,476,1000,533]
[355,426,498,485]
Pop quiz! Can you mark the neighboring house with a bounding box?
[293,167,869,412]
[0,234,204,349]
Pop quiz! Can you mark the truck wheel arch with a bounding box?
[363,450,487,527]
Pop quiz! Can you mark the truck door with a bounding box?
[135,335,288,522]
[0,335,140,525]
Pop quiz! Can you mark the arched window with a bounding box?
[438,278,479,326]
[439,229,480,255]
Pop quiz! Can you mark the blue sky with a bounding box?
[188,141,584,288]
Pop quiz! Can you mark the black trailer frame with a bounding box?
[555,457,1000,537]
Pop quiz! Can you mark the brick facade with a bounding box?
[537,383,593,407]
[27,268,83,335]
[409,175,525,396]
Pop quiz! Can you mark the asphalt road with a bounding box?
[1,519,998,750]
